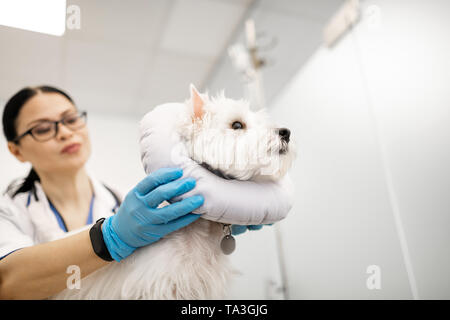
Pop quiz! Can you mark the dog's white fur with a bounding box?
[52,85,295,299]
[178,87,294,182]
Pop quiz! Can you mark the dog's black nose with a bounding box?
[277,128,290,143]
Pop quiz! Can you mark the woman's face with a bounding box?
[9,92,91,175]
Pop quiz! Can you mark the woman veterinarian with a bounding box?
[0,86,207,299]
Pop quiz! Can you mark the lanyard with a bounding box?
[47,195,95,232]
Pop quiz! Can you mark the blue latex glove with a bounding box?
[102,167,204,262]
[231,224,269,236]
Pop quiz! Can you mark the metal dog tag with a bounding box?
[220,224,236,255]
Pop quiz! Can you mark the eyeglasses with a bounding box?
[13,111,88,143]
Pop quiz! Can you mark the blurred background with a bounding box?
[1,0,449,299]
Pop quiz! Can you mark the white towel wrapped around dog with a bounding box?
[138,101,294,225]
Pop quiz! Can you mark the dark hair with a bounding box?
[2,85,75,199]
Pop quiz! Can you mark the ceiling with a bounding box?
[0,0,343,118]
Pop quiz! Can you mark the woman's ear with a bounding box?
[189,84,205,121]
[7,141,26,163]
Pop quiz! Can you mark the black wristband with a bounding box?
[89,218,114,262]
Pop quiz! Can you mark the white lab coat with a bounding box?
[0,174,122,260]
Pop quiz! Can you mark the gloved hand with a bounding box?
[102,167,204,262]
[231,224,272,236]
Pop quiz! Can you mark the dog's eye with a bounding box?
[231,121,244,130]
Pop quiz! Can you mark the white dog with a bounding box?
[52,85,295,299]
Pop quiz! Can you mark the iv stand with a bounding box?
[228,19,290,300]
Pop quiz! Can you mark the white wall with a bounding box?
[269,0,450,299]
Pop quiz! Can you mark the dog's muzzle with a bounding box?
[277,128,290,143]
[277,128,290,154]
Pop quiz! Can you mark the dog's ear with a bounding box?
[190,84,205,121]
